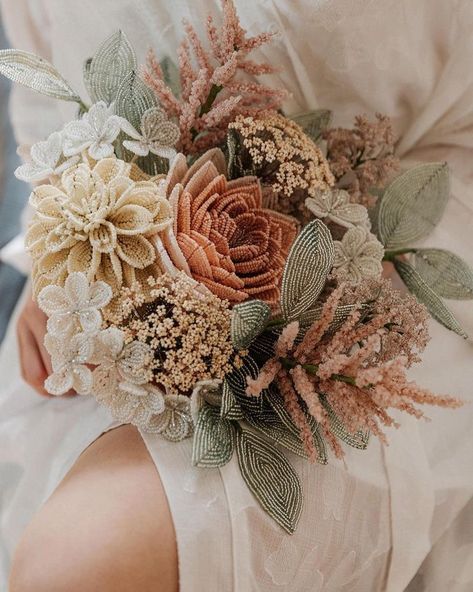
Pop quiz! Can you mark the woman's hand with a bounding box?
[16,293,75,397]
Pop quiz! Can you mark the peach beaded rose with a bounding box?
[161,148,298,304]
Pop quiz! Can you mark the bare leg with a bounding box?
[9,425,179,592]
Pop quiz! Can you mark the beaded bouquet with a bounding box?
[0,0,471,533]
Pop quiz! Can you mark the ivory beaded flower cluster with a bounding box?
[1,0,471,533]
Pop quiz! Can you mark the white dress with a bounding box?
[1,1,473,590]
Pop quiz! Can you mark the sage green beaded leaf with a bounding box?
[320,395,369,449]
[192,405,235,468]
[221,381,244,420]
[231,300,271,349]
[413,249,473,300]
[85,31,137,105]
[115,71,158,131]
[298,303,366,330]
[236,428,303,534]
[0,49,81,103]
[292,109,332,143]
[394,259,468,338]
[377,163,450,249]
[281,220,334,322]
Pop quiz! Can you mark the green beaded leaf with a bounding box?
[159,56,181,98]
[115,70,158,130]
[377,163,450,249]
[86,31,137,104]
[394,259,467,338]
[320,395,369,449]
[0,49,82,103]
[413,249,473,300]
[236,428,303,534]
[281,220,334,322]
[298,303,365,331]
[221,381,244,420]
[225,355,263,414]
[192,405,235,468]
[292,109,332,142]
[231,300,271,349]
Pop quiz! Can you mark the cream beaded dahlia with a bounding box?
[25,158,173,295]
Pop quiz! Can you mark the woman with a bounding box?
[0,1,472,590]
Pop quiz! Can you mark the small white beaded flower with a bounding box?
[62,101,123,160]
[146,395,194,440]
[305,188,369,229]
[333,227,384,283]
[100,382,166,430]
[92,327,153,397]
[37,272,112,338]
[15,132,79,183]
[44,332,94,395]
[120,107,179,160]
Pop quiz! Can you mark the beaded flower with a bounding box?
[37,272,112,338]
[15,131,79,183]
[120,107,180,160]
[305,188,369,229]
[44,332,94,396]
[146,395,193,440]
[333,227,384,283]
[62,101,123,160]
[25,157,173,295]
[161,149,298,304]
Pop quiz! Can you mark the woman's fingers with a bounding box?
[27,303,53,376]
[16,313,51,397]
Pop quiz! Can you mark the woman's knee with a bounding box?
[9,425,179,592]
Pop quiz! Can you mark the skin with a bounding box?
[12,297,179,591]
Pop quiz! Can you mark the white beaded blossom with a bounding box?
[146,395,194,441]
[38,272,112,338]
[333,226,384,283]
[62,101,123,160]
[15,131,79,183]
[44,332,94,396]
[120,107,179,160]
[305,188,369,229]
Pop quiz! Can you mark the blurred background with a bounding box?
[0,16,28,345]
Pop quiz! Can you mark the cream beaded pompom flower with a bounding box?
[25,158,173,295]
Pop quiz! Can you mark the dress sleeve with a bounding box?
[0,0,63,151]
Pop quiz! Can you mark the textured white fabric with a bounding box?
[0,1,472,590]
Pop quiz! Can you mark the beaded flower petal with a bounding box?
[25,157,173,295]
[15,131,79,183]
[333,227,384,283]
[44,332,94,395]
[121,107,179,160]
[37,271,112,337]
[146,395,194,441]
[161,148,298,304]
[305,188,369,229]
[62,101,123,160]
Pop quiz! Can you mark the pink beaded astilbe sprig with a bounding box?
[141,0,287,154]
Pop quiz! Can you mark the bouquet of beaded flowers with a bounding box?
[1,0,471,533]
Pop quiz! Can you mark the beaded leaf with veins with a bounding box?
[305,188,369,229]
[62,101,123,160]
[15,131,79,183]
[121,106,179,160]
[38,271,112,338]
[333,227,384,283]
[44,332,94,396]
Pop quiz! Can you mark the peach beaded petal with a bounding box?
[161,148,298,304]
[25,157,173,296]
